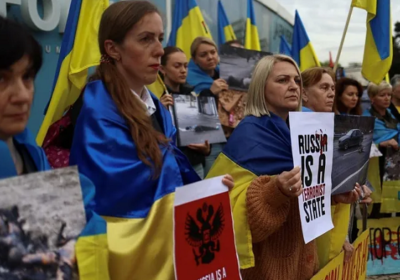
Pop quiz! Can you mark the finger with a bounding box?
[222,176,234,190]
[293,186,304,197]
[204,140,210,147]
[286,172,301,188]
[360,197,373,204]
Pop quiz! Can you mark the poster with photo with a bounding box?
[289,112,334,243]
[331,115,375,195]
[219,45,272,92]
[174,177,241,280]
[172,94,227,147]
[0,166,85,280]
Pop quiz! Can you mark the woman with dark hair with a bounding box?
[0,16,105,279]
[334,77,363,115]
[159,46,210,178]
[69,2,233,279]
[0,16,46,177]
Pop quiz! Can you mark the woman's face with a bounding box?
[303,73,335,112]
[264,61,301,116]
[161,52,188,85]
[113,12,164,87]
[393,84,400,100]
[0,55,34,140]
[340,85,359,110]
[193,43,218,72]
[372,88,392,111]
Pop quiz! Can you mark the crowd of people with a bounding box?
[1,1,399,279]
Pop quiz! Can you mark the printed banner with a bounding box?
[289,112,334,243]
[311,230,369,280]
[331,115,375,195]
[174,176,241,280]
[357,217,400,276]
[0,166,85,279]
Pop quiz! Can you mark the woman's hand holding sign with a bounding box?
[277,166,303,197]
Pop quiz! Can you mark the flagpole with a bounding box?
[334,6,354,73]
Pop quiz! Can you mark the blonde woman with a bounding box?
[207,55,318,280]
[187,36,228,174]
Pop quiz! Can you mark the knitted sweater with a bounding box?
[241,176,319,280]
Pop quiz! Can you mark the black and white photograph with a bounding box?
[172,94,227,147]
[219,45,272,92]
[0,166,85,280]
[331,115,375,195]
[383,148,400,181]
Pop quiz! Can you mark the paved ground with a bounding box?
[331,133,373,194]
[367,274,400,280]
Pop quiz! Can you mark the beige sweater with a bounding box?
[241,176,319,280]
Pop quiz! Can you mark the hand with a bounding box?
[343,240,354,263]
[222,174,234,190]
[210,79,228,95]
[380,139,398,150]
[358,183,373,204]
[160,94,173,108]
[332,185,362,204]
[276,166,303,197]
[187,141,210,155]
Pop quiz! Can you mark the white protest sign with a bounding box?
[289,112,334,243]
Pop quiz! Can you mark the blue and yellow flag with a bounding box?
[167,0,212,59]
[207,113,294,268]
[291,10,320,71]
[217,0,236,46]
[352,0,392,84]
[245,0,261,51]
[147,74,167,99]
[36,0,109,146]
[279,35,292,56]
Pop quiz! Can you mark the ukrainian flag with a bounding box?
[291,10,320,71]
[279,35,292,56]
[167,0,212,59]
[352,0,392,84]
[147,74,167,99]
[245,0,261,51]
[218,0,236,46]
[36,0,109,146]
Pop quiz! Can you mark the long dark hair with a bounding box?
[334,78,363,115]
[91,1,168,176]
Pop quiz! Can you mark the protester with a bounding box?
[301,67,367,266]
[187,36,228,174]
[0,16,106,279]
[334,77,364,115]
[207,54,319,279]
[363,82,400,218]
[69,2,233,279]
[159,46,210,178]
[389,74,400,121]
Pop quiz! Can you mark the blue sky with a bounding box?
[279,0,400,66]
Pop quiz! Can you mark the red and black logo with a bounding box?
[185,203,225,265]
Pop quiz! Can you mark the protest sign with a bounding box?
[331,115,375,195]
[357,217,400,276]
[0,166,85,279]
[174,176,241,280]
[289,112,334,243]
[219,45,271,92]
[311,230,369,280]
[172,94,227,146]
[381,148,400,213]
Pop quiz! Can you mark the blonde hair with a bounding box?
[245,54,302,117]
[367,81,392,99]
[190,36,218,58]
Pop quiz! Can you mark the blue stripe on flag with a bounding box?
[370,0,391,60]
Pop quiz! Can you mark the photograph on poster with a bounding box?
[0,166,85,280]
[172,94,226,147]
[331,115,375,195]
[219,45,271,92]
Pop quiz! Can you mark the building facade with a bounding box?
[2,0,293,136]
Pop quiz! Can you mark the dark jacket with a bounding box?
[163,84,208,167]
[389,102,400,123]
